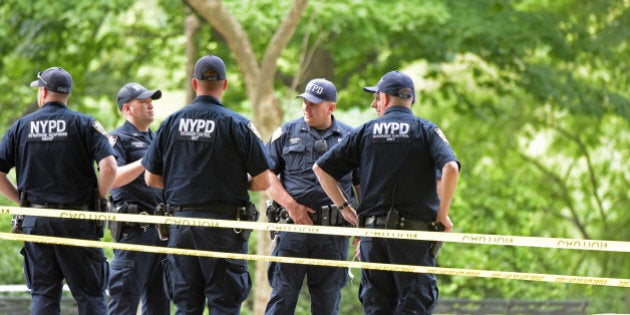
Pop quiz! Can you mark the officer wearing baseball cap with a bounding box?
[107,82,170,315]
[142,54,273,314]
[265,78,359,315]
[0,67,117,314]
[314,70,460,314]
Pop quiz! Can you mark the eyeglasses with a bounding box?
[37,72,48,86]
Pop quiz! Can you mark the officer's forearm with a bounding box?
[97,155,117,198]
[436,161,459,221]
[313,164,346,207]
[265,173,298,210]
[111,159,144,188]
[144,171,164,189]
[0,172,19,204]
[249,170,272,191]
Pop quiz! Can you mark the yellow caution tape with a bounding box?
[2,205,629,252]
[0,232,628,288]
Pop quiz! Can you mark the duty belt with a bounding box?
[291,205,345,226]
[30,203,91,211]
[363,215,434,231]
[167,204,237,216]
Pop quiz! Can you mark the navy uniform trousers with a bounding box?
[265,231,349,315]
[164,210,251,315]
[108,225,169,315]
[21,216,108,315]
[359,236,437,315]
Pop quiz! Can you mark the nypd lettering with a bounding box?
[177,118,215,142]
[306,82,324,95]
[372,122,410,143]
[28,120,68,142]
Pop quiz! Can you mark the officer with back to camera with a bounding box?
[313,70,460,315]
[0,67,117,315]
[142,54,273,314]
[107,82,170,315]
[265,78,359,315]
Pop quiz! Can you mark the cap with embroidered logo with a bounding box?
[194,55,226,81]
[30,67,72,94]
[116,82,162,110]
[363,70,414,99]
[296,78,337,104]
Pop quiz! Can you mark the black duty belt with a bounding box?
[30,203,91,211]
[364,216,387,227]
[282,204,345,226]
[364,215,434,231]
[168,204,237,216]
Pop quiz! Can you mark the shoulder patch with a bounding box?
[109,134,118,147]
[434,128,450,145]
[270,127,283,143]
[248,121,263,140]
[92,120,117,146]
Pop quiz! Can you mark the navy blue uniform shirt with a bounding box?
[316,106,460,220]
[109,121,161,212]
[267,116,358,210]
[142,95,272,207]
[0,102,115,205]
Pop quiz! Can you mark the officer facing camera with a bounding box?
[264,78,360,315]
[106,82,170,315]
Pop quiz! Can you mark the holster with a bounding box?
[266,201,291,239]
[385,208,446,258]
[93,189,107,238]
[155,203,171,241]
[235,202,259,242]
[12,191,27,234]
[430,222,445,258]
[385,208,400,229]
[107,202,127,242]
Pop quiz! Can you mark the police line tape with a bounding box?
[2,205,629,252]
[0,232,628,288]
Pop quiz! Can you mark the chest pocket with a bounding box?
[127,141,149,161]
[282,143,306,172]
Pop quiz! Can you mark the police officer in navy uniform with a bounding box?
[265,78,359,315]
[0,67,117,315]
[313,71,460,315]
[107,82,170,315]
[142,54,273,314]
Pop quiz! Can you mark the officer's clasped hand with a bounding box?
[340,206,358,227]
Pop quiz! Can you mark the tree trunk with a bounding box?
[184,13,201,104]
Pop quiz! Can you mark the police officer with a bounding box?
[313,70,460,315]
[265,78,359,315]
[142,54,273,314]
[107,82,170,315]
[0,67,117,315]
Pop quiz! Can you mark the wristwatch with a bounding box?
[337,201,350,211]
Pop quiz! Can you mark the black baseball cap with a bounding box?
[30,67,72,94]
[363,70,414,99]
[116,82,162,110]
[194,55,226,81]
[296,78,337,104]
